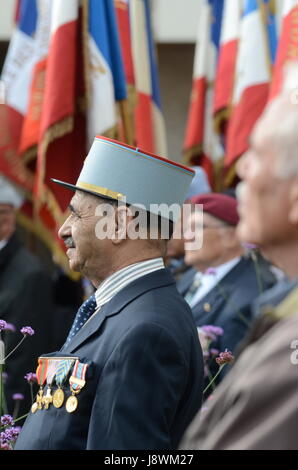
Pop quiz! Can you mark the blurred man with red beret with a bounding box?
[177,192,276,387]
[166,166,211,281]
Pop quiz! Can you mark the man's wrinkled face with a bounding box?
[0,204,16,241]
[184,211,233,270]
[236,111,292,248]
[58,192,112,276]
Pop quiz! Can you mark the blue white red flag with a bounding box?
[270,0,298,99]
[130,0,167,156]
[87,0,127,146]
[183,0,224,186]
[225,0,277,167]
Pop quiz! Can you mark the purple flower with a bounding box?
[1,429,12,445]
[215,349,235,366]
[0,427,20,446]
[0,320,7,332]
[210,348,219,356]
[242,242,257,250]
[12,393,24,401]
[205,267,217,275]
[24,372,37,384]
[10,427,21,440]
[1,442,11,450]
[20,326,35,337]
[201,325,224,339]
[4,323,16,332]
[1,415,14,427]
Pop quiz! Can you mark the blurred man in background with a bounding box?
[178,192,275,388]
[179,64,298,450]
[166,167,210,280]
[0,175,54,417]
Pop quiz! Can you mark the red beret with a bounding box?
[191,193,239,226]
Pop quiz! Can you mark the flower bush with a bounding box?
[0,320,37,450]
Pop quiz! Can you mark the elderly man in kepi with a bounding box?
[177,192,276,388]
[15,136,204,450]
[0,175,54,418]
[179,63,298,450]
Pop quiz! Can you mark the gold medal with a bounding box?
[43,388,53,409]
[65,361,88,413]
[36,388,44,410]
[53,388,65,408]
[65,394,78,413]
[31,402,38,414]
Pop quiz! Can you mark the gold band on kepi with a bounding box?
[76,182,124,200]
[52,136,195,222]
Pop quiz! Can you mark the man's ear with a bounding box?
[288,181,298,224]
[111,205,134,245]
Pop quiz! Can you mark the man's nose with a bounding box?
[236,151,250,180]
[58,216,71,240]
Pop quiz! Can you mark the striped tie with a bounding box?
[184,275,202,305]
[64,294,97,346]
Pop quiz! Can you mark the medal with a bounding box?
[43,388,53,410]
[52,358,75,408]
[65,395,78,413]
[31,402,38,414]
[53,388,65,408]
[65,360,88,413]
[31,357,49,412]
[42,360,58,410]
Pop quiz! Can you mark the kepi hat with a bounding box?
[52,136,195,222]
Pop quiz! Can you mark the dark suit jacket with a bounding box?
[177,256,276,373]
[0,233,54,416]
[15,269,204,450]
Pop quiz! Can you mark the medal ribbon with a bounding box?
[46,360,58,387]
[69,360,88,392]
[55,359,75,387]
[36,357,48,386]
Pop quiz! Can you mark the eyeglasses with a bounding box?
[201,224,232,230]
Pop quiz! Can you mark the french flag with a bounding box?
[130,0,167,156]
[35,0,81,199]
[183,0,224,186]
[115,0,135,87]
[115,0,136,145]
[270,0,298,99]
[0,0,38,191]
[87,0,127,146]
[225,0,277,167]
[19,0,52,156]
[213,0,241,120]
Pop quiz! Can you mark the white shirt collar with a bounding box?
[189,257,241,308]
[95,257,165,309]
[0,240,8,251]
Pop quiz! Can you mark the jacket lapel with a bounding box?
[66,269,175,353]
[191,258,249,324]
[176,267,198,296]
